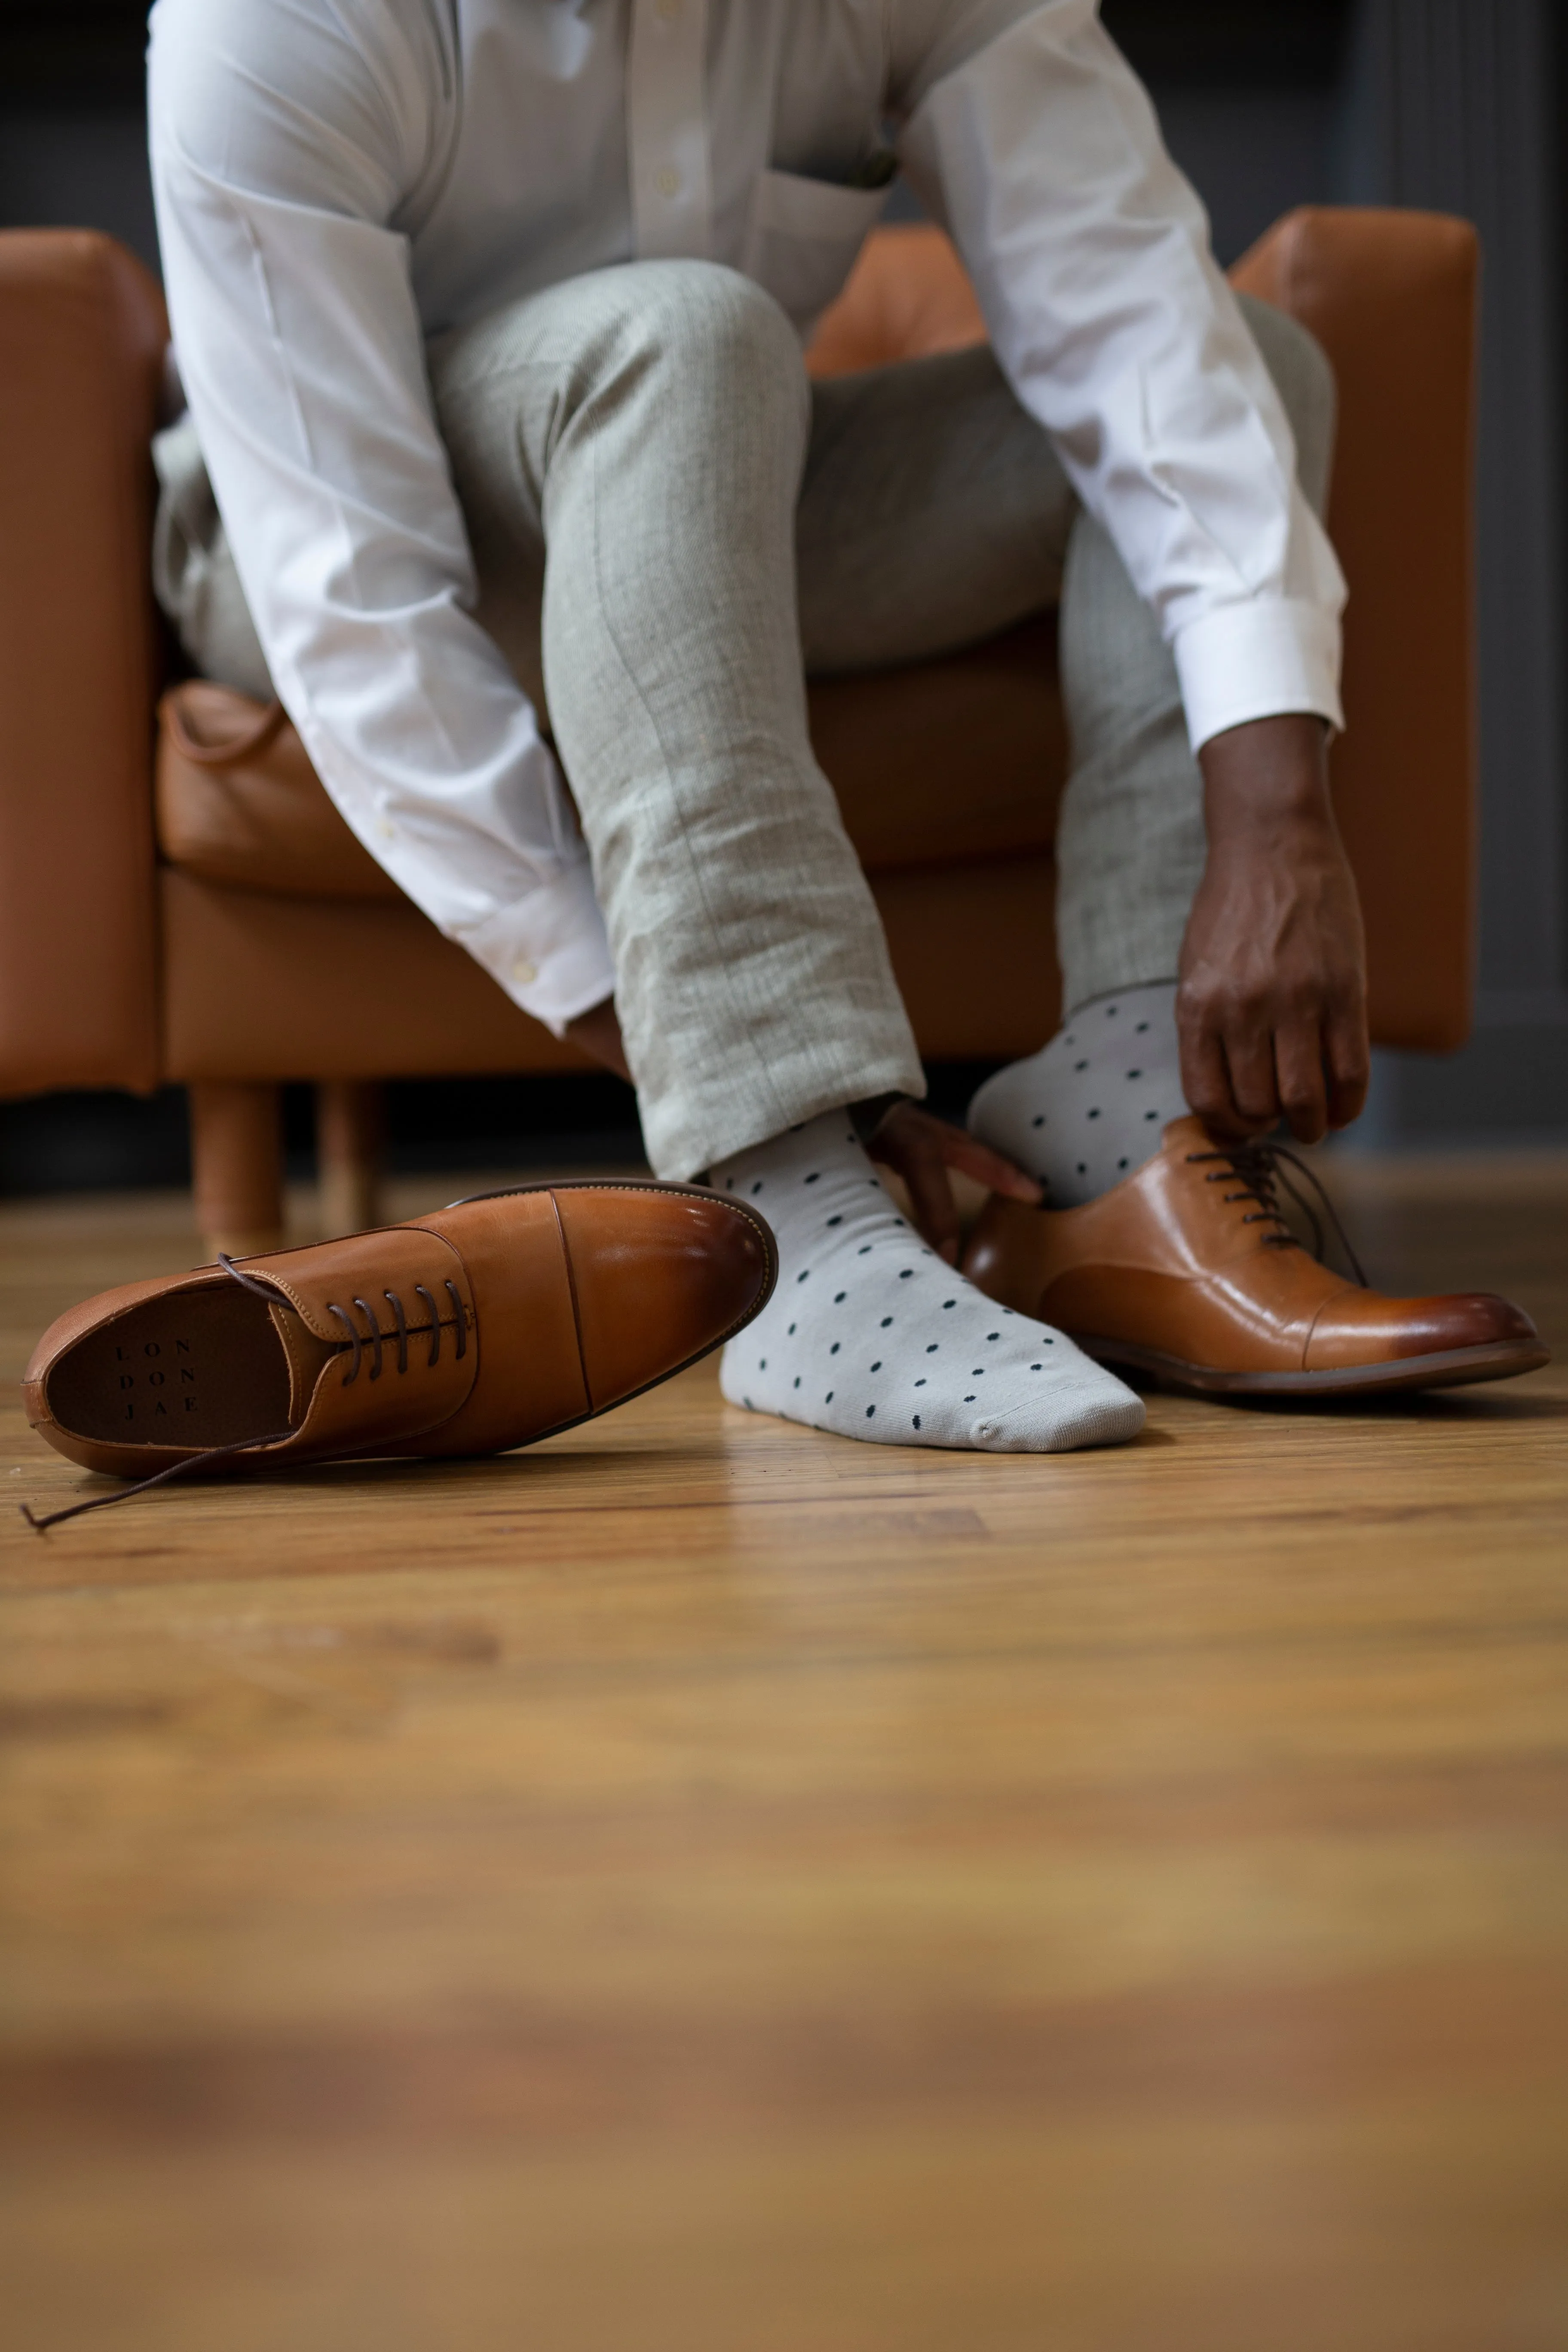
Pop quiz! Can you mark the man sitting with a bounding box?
[147,0,1541,1455]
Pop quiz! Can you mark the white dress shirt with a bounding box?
[147,0,1347,1036]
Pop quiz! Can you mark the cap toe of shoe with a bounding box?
[555,1188,775,1412]
[1306,1287,1542,1370]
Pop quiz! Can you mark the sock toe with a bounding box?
[970,1369,1145,1453]
[712,1113,1146,1457]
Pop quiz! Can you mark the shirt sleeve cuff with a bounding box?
[1173,598,1345,753]
[456,861,616,1038]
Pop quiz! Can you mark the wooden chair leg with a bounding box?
[316,1079,384,1238]
[189,1081,285,1262]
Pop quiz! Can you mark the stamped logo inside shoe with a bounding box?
[46,1286,293,1449]
[112,1335,200,1424]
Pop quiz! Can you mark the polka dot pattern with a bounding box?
[967,980,1185,1207]
[714,1110,1144,1455]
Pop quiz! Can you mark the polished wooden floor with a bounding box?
[3,1154,1566,2352]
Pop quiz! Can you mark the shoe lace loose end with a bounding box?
[20,1425,295,1534]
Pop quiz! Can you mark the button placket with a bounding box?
[628,0,712,260]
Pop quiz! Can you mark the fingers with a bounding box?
[865,1108,962,1260]
[865,1106,1041,1201]
[866,1105,1041,1262]
[940,1128,1043,1204]
[1182,1007,1360,1145]
[1178,994,1253,1136]
[1222,1021,1284,1133]
[1273,1020,1329,1144]
[1181,990,1337,1142]
[1324,997,1371,1131]
[901,1150,962,1264]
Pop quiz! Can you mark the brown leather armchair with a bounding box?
[0,211,1478,1255]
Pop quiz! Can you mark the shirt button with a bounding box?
[376,819,397,843]
[511,958,538,987]
[653,163,682,201]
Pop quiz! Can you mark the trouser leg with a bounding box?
[797,340,1077,672]
[1054,292,1339,1013]
[439,308,1078,1181]
[434,260,922,1181]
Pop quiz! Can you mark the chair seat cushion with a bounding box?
[156,617,1069,901]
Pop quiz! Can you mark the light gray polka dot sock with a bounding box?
[967,981,1186,1208]
[714,1111,1145,1453]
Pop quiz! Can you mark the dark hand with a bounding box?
[865,1100,1041,1264]
[564,995,632,1081]
[1179,714,1369,1145]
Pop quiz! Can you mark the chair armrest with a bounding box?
[0,230,168,1096]
[1233,206,1480,1051]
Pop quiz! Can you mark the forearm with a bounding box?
[901,5,1344,735]
[153,93,613,1033]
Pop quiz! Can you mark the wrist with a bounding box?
[1199,712,1332,834]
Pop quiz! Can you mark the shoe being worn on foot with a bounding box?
[962,1116,1549,1399]
[21,1180,775,1526]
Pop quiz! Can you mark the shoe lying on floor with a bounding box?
[21,1180,775,1526]
[962,1116,1549,1399]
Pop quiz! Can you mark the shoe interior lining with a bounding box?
[46,1286,294,1450]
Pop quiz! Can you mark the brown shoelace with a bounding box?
[1186,1140,1369,1286]
[325,1275,466,1384]
[21,1254,466,1534]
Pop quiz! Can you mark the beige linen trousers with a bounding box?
[154,261,1334,1179]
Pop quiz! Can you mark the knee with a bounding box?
[606,260,806,424]
[1235,291,1337,517]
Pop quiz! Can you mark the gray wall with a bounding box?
[0,110,159,274]
[1336,0,1568,1145]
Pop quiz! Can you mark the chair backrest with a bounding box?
[0,230,168,1096]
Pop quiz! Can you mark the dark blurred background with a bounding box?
[1,0,1564,1192]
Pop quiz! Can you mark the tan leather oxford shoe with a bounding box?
[962,1117,1549,1399]
[22,1180,775,1523]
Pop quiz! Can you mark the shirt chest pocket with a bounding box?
[741,168,891,335]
